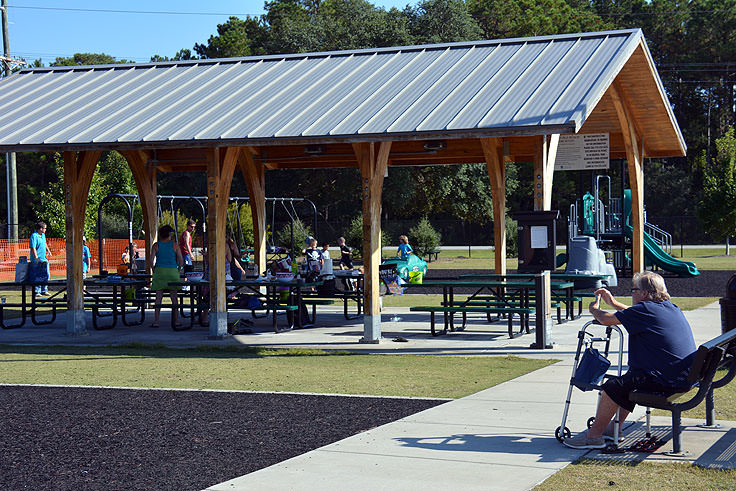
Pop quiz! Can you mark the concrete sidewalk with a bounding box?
[1,301,733,489]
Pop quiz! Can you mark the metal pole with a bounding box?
[2,0,18,239]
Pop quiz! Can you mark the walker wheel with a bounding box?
[555,426,571,442]
[587,417,596,428]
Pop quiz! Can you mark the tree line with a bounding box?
[4,0,736,243]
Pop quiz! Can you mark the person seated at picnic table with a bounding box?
[563,271,697,449]
[396,235,413,260]
[304,238,324,272]
[121,243,140,270]
[149,225,184,328]
[226,233,247,281]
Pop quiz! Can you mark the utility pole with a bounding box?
[1,0,18,239]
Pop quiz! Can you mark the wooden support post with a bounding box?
[353,141,391,343]
[481,138,506,275]
[206,146,239,338]
[121,150,157,272]
[611,80,645,273]
[63,150,101,334]
[238,147,266,275]
[533,134,559,211]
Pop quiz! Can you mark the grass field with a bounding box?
[421,247,734,271]
[535,459,736,490]
[0,344,555,399]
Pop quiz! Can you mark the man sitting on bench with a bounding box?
[564,271,697,449]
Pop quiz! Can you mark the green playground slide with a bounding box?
[623,190,699,277]
[623,224,699,276]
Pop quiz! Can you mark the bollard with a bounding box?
[530,271,553,349]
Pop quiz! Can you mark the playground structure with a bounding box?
[96,194,318,273]
[566,172,699,277]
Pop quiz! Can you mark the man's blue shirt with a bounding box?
[29,232,48,261]
[615,300,696,387]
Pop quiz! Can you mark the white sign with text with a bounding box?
[555,133,610,170]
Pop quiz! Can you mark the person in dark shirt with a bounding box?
[564,271,696,449]
[337,236,353,270]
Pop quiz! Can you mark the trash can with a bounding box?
[719,274,736,334]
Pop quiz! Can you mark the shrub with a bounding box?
[504,215,518,258]
[408,216,441,258]
[274,217,313,250]
[345,214,391,259]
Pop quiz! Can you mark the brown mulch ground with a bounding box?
[0,386,443,490]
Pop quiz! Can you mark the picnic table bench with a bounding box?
[426,250,441,262]
[629,327,736,455]
[406,278,573,339]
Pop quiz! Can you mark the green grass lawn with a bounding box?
[0,344,555,399]
[535,459,736,490]
[422,247,734,271]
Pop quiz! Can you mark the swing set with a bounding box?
[96,194,318,273]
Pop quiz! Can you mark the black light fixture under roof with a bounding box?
[304,144,325,155]
[423,140,446,151]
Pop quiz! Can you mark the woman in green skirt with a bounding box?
[150,225,184,327]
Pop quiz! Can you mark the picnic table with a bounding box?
[84,277,149,330]
[460,272,610,320]
[302,269,364,320]
[0,279,68,329]
[406,278,574,338]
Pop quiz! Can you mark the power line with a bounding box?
[9,5,261,16]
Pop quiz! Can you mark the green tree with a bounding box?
[51,53,131,66]
[406,0,483,44]
[469,0,607,39]
[408,216,442,257]
[35,152,137,239]
[696,128,736,253]
[194,16,268,58]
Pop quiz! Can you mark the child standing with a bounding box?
[397,235,413,260]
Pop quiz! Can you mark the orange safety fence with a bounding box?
[0,238,146,282]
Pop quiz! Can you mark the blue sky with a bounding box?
[6,0,410,64]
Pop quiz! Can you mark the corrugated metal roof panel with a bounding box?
[0,29,685,155]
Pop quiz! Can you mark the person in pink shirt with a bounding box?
[179,220,195,266]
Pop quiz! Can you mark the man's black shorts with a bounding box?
[602,370,685,412]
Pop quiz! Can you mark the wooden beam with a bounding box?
[120,150,157,272]
[353,141,391,342]
[532,134,558,211]
[611,79,644,273]
[238,147,267,275]
[206,146,239,338]
[481,138,506,275]
[63,150,101,334]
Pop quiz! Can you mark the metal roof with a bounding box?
[0,29,683,153]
